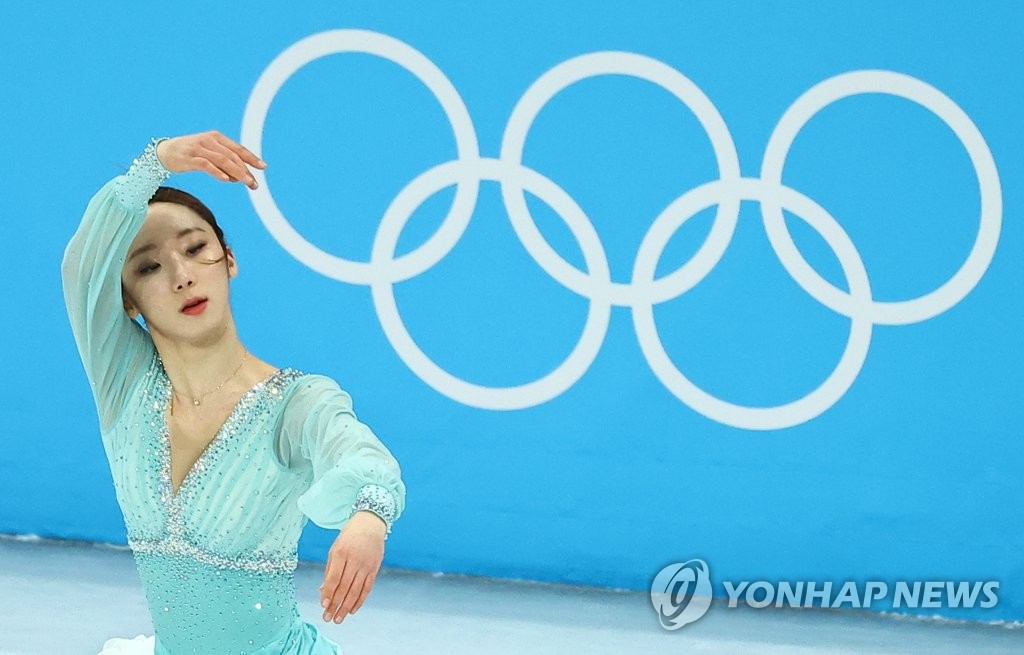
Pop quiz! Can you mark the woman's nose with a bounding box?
[170,256,195,290]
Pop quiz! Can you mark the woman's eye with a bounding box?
[135,241,207,274]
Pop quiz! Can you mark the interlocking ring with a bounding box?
[241,29,1002,430]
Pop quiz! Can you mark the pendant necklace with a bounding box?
[170,348,249,416]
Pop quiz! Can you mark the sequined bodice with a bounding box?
[112,354,313,652]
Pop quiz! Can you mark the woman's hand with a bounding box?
[320,511,388,624]
[154,131,266,190]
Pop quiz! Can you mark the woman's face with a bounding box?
[121,201,237,343]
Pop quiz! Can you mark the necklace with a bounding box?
[170,348,249,415]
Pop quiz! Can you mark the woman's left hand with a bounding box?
[320,511,387,623]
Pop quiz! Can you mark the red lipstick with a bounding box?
[181,296,208,315]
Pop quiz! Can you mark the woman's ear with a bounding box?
[226,246,238,279]
[122,294,139,320]
[125,296,141,319]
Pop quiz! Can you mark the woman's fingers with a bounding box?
[319,524,385,624]
[320,551,343,610]
[326,563,359,622]
[350,573,375,614]
[190,156,233,183]
[197,145,257,189]
[212,131,267,169]
[157,130,266,188]
[321,556,378,623]
[329,570,367,623]
[322,558,349,622]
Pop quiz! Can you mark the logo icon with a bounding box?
[650,559,713,629]
[242,30,1002,429]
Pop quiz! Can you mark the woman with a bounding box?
[61,131,407,654]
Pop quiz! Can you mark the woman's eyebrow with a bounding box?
[128,227,208,261]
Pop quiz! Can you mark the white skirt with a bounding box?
[97,634,155,654]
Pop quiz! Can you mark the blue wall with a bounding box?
[1,2,1021,622]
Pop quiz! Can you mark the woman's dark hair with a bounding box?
[149,186,229,256]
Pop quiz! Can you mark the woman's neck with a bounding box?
[152,325,250,402]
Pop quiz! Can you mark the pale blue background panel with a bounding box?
[0,1,1020,622]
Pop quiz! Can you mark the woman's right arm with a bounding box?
[62,140,171,430]
[61,132,265,431]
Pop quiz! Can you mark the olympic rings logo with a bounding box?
[241,29,1002,430]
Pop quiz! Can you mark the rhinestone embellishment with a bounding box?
[133,359,307,574]
[113,137,171,211]
[352,483,398,538]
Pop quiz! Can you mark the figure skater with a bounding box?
[62,131,406,654]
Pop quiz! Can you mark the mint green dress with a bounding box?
[61,140,407,655]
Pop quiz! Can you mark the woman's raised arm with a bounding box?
[61,132,264,430]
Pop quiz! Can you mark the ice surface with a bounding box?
[0,535,1020,654]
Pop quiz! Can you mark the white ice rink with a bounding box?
[0,535,1020,654]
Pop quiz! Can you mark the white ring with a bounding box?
[761,70,1002,325]
[500,52,742,307]
[371,158,613,410]
[244,30,1002,428]
[632,178,873,430]
[240,29,481,284]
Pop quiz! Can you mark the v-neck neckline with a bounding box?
[159,365,284,501]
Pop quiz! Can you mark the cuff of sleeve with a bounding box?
[113,137,172,212]
[351,483,398,539]
[296,470,401,539]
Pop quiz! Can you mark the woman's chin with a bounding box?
[149,314,232,345]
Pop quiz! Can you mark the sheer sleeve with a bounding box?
[61,139,171,431]
[277,375,406,539]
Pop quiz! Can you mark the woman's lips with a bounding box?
[182,299,208,315]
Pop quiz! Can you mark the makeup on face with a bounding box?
[122,203,233,328]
